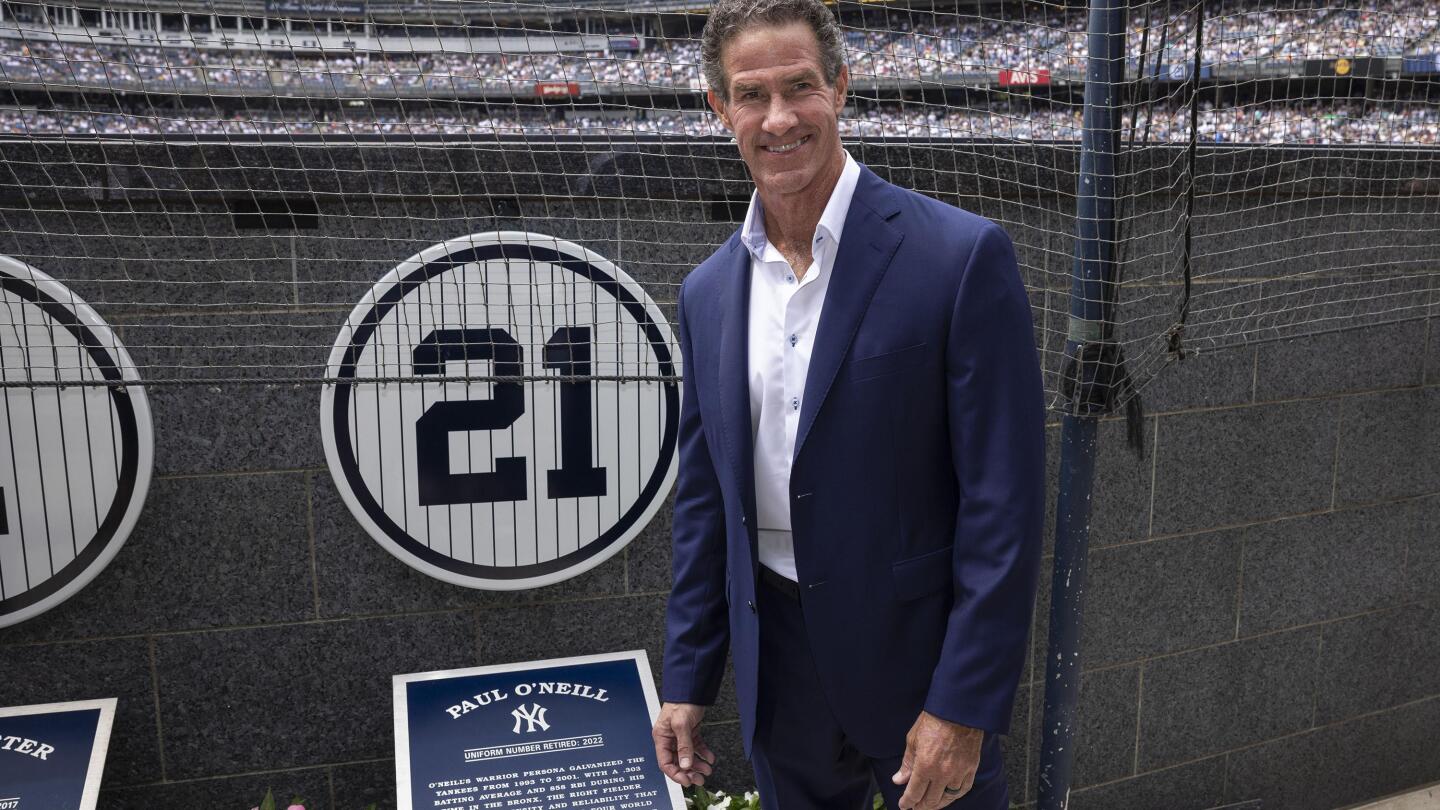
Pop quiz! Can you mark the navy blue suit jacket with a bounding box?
[660,162,1045,759]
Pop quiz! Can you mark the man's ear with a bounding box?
[832,64,849,115]
[706,88,731,131]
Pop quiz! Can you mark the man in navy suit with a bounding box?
[651,1,1045,807]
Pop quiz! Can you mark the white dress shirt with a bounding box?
[743,150,862,582]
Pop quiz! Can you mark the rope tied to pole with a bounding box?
[1059,332,1146,458]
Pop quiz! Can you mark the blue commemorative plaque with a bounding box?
[394,651,684,810]
[0,698,116,810]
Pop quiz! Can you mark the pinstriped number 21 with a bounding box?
[412,326,607,505]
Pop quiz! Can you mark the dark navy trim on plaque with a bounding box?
[0,274,141,617]
[330,242,680,580]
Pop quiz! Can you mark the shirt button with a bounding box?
[791,397,799,410]
[789,334,798,347]
[785,274,795,283]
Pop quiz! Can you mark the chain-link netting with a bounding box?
[1,0,1437,592]
[1,0,1435,393]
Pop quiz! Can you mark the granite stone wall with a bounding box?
[0,141,1436,810]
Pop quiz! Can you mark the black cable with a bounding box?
[1170,0,1203,360]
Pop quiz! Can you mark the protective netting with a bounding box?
[0,0,1437,401]
[2,0,1439,598]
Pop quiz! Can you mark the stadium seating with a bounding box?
[1,0,1436,141]
[5,98,1438,144]
[3,0,1437,94]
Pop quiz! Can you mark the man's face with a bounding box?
[708,21,848,198]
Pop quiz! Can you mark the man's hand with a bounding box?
[652,702,716,788]
[890,711,984,810]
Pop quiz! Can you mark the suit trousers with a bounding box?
[749,567,1009,810]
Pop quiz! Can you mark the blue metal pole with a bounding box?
[1037,0,1126,808]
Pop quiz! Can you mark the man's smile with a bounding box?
[763,135,811,153]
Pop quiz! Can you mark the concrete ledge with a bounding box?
[1348,782,1440,810]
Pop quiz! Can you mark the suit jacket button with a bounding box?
[747,600,756,614]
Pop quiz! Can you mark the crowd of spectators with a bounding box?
[3,0,1437,95]
[4,100,1437,144]
[1256,0,1436,58]
[0,38,708,91]
[1053,0,1437,63]
[3,0,1435,145]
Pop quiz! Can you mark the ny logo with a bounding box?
[511,703,550,734]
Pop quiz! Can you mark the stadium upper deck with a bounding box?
[2,0,1437,144]
[0,0,1058,24]
[2,0,1438,100]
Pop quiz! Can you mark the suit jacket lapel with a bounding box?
[793,167,904,464]
[716,235,758,529]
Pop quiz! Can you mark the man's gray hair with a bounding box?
[701,0,846,102]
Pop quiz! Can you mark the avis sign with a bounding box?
[997,67,1051,86]
[320,232,679,590]
[535,82,581,97]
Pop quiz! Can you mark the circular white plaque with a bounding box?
[0,257,154,628]
[320,232,680,590]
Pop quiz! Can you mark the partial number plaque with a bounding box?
[0,258,153,628]
[320,232,680,590]
[394,651,684,810]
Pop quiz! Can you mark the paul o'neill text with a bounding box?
[446,681,610,719]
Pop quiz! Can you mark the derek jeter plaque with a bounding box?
[0,698,116,810]
[394,651,683,810]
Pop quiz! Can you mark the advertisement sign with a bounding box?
[1401,54,1440,74]
[393,651,683,810]
[1303,56,1386,78]
[0,698,117,810]
[0,258,154,629]
[1150,62,1212,80]
[320,232,679,591]
[998,68,1050,86]
[263,0,364,14]
[536,82,581,97]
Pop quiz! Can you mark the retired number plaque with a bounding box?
[394,651,684,810]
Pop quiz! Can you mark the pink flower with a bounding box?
[286,806,305,810]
